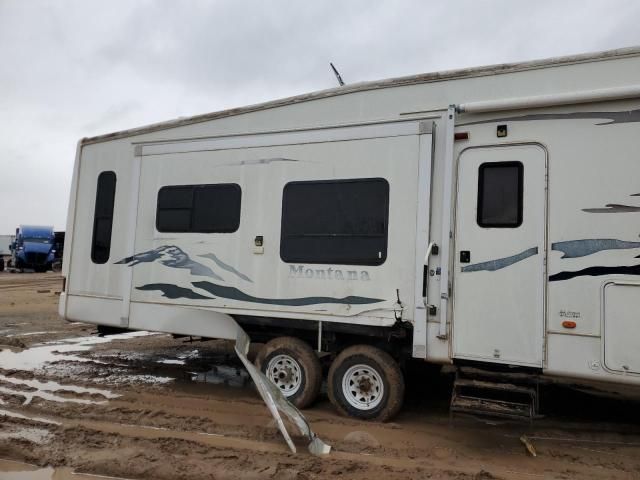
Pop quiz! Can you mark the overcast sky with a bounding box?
[1,0,639,234]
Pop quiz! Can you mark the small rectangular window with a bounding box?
[477,162,523,228]
[281,178,389,265]
[156,184,241,233]
[91,171,117,264]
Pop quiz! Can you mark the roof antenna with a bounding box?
[330,62,345,86]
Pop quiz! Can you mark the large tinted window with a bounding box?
[156,184,241,233]
[477,162,523,228]
[91,171,117,264]
[281,178,389,265]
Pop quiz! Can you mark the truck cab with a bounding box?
[10,225,56,272]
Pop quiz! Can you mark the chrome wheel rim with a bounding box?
[266,354,302,396]
[342,364,384,410]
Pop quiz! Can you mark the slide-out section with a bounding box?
[128,120,430,328]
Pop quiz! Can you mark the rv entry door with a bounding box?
[453,145,546,367]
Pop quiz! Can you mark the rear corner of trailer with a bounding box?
[58,138,85,321]
[58,136,127,328]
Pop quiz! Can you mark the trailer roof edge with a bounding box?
[81,46,640,146]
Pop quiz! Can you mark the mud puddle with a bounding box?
[0,459,132,479]
[0,331,162,371]
[0,424,51,444]
[0,331,173,388]
[144,346,252,388]
[155,348,201,366]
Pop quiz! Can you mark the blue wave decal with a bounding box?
[192,281,383,306]
[199,253,253,283]
[552,239,640,258]
[137,283,214,300]
[121,246,382,306]
[116,246,224,280]
[461,247,538,273]
[550,264,640,282]
[582,204,640,213]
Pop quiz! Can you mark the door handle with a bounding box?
[460,251,471,263]
[422,242,438,314]
[424,242,435,265]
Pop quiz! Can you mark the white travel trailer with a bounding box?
[60,47,640,421]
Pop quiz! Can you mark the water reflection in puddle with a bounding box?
[157,349,200,366]
[0,331,174,406]
[0,426,51,444]
[157,359,185,365]
[0,331,160,371]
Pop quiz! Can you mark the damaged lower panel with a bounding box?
[234,328,331,456]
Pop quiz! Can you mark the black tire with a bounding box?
[328,345,405,422]
[255,336,322,409]
[0,258,4,272]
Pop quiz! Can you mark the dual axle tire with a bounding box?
[256,338,405,421]
[255,336,322,409]
[328,345,405,422]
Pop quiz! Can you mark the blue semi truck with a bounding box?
[8,225,58,272]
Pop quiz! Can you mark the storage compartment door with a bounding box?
[604,282,640,374]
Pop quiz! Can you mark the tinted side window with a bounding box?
[192,184,242,232]
[91,171,117,264]
[477,162,523,228]
[281,178,389,265]
[157,187,193,232]
[156,184,241,233]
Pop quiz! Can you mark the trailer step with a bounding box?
[451,395,533,418]
[453,378,536,396]
[450,372,539,421]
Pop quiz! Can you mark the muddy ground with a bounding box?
[1,272,640,479]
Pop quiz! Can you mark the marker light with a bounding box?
[454,132,469,141]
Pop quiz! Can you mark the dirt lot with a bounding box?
[1,272,640,479]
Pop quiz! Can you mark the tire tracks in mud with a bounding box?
[0,405,506,480]
[3,369,640,479]
[0,276,62,291]
[0,282,60,291]
[3,396,640,480]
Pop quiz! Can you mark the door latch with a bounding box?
[254,235,264,254]
[460,251,471,263]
